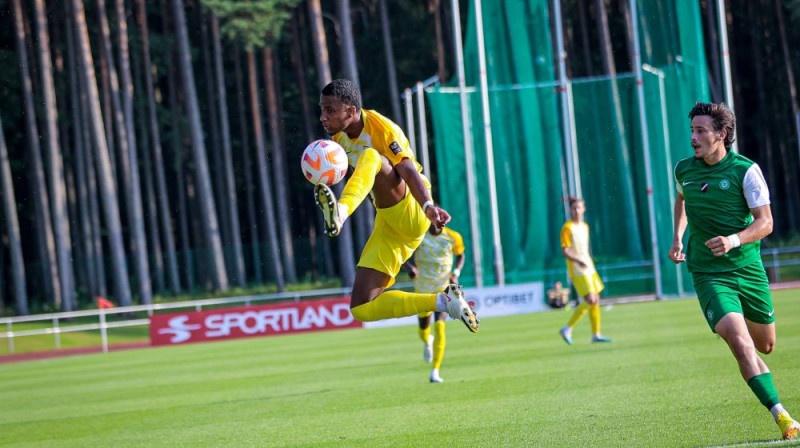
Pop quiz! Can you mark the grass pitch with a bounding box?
[2,291,800,447]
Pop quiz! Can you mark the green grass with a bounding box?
[2,291,800,447]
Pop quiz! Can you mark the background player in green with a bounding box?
[669,102,799,440]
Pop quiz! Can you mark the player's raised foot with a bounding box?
[314,183,343,237]
[777,412,800,440]
[423,334,433,363]
[442,284,479,333]
[559,326,573,345]
[429,369,444,383]
[591,334,613,343]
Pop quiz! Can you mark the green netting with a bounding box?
[426,0,709,297]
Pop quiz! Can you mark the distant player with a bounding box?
[669,102,798,440]
[405,223,466,383]
[315,79,478,332]
[558,198,612,344]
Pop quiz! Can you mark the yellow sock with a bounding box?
[350,290,437,322]
[432,319,446,370]
[339,148,381,215]
[589,304,601,334]
[567,302,589,328]
[418,326,431,344]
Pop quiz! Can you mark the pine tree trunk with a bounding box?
[263,47,297,283]
[34,0,76,311]
[335,0,373,251]
[11,0,62,310]
[170,0,229,290]
[233,47,262,285]
[116,0,153,304]
[200,14,229,264]
[80,68,108,298]
[248,50,285,291]
[704,0,724,103]
[65,1,98,300]
[71,0,133,307]
[136,0,180,294]
[0,116,29,315]
[212,16,246,287]
[131,28,165,294]
[381,0,403,124]
[308,0,355,287]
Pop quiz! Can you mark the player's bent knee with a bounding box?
[756,341,775,355]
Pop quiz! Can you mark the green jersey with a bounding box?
[674,151,770,273]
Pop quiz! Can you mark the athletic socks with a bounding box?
[589,303,601,335]
[748,372,780,410]
[432,320,446,370]
[567,302,589,328]
[350,290,437,321]
[339,148,381,218]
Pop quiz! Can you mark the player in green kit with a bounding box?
[669,102,799,440]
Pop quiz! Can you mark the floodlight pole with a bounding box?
[474,0,505,286]
[450,0,483,287]
[416,81,431,178]
[403,88,416,151]
[716,0,738,153]
[643,63,685,297]
[630,0,663,299]
[552,0,582,218]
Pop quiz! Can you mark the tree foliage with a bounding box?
[202,0,301,50]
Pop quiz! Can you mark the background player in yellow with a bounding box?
[405,223,465,383]
[558,198,612,344]
[314,79,478,333]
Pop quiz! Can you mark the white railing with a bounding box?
[0,286,351,355]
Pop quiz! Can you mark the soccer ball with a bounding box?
[300,139,349,186]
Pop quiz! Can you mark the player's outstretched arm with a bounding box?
[395,158,450,227]
[669,194,687,263]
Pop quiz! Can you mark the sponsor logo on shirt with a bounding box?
[389,141,402,155]
[700,182,709,193]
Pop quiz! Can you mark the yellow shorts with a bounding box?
[571,273,604,298]
[357,186,430,287]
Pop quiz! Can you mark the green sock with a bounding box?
[747,372,780,410]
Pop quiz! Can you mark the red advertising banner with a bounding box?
[149,297,360,346]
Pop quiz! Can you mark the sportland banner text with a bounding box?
[149,297,360,346]
[150,282,545,345]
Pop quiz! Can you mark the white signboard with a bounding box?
[363,282,545,329]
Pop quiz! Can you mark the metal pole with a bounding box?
[630,0,663,299]
[552,0,581,205]
[450,0,483,287]
[404,88,416,151]
[644,63,685,296]
[100,309,108,353]
[416,81,431,178]
[716,0,738,153]
[474,0,505,286]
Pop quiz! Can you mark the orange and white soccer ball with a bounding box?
[300,139,349,186]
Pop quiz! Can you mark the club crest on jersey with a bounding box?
[389,141,402,155]
[707,309,714,322]
[719,179,730,190]
[700,183,709,192]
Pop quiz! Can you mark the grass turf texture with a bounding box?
[1,291,799,447]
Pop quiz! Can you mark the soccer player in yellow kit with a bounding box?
[314,79,478,333]
[405,224,465,383]
[558,198,612,344]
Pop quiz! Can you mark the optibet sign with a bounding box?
[149,297,360,346]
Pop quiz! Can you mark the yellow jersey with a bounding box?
[332,109,423,173]
[560,220,597,278]
[413,227,465,294]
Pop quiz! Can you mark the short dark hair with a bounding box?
[321,79,362,110]
[568,196,584,206]
[688,102,736,149]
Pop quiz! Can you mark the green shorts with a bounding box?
[692,262,775,333]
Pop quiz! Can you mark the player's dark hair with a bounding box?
[321,79,362,110]
[688,102,736,149]
[568,196,584,206]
